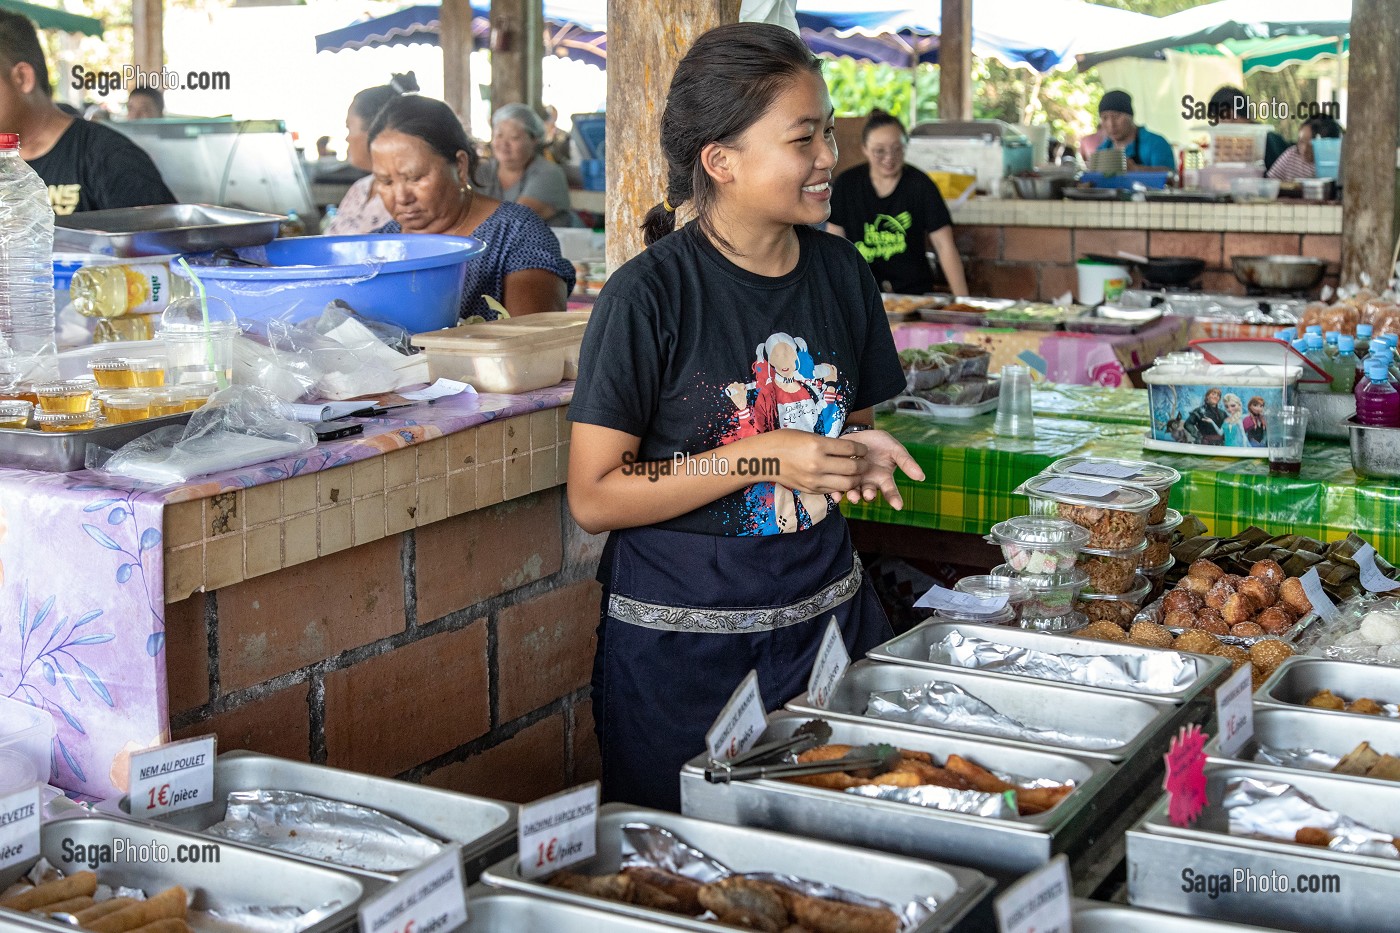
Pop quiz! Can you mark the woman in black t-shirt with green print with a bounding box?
[828,110,968,296]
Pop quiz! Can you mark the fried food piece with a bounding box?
[1366,755,1400,781]
[1307,690,1346,710]
[697,877,788,933]
[1205,578,1238,610]
[1295,827,1332,847]
[75,899,137,925]
[1079,620,1128,642]
[1251,560,1286,585]
[1279,577,1312,616]
[623,868,701,914]
[127,921,191,933]
[1334,742,1382,776]
[1249,639,1294,674]
[1189,559,1226,584]
[789,894,899,933]
[1128,622,1174,648]
[944,755,1011,794]
[548,871,634,903]
[798,744,855,762]
[1238,577,1279,610]
[87,888,188,933]
[40,895,94,916]
[1218,644,1250,673]
[1230,621,1265,638]
[0,873,98,911]
[1179,575,1212,596]
[944,755,1072,815]
[1195,614,1231,636]
[1164,590,1204,614]
[895,758,971,790]
[1164,609,1197,629]
[1174,630,1224,656]
[1222,594,1258,626]
[1255,607,1297,635]
[1349,698,1385,715]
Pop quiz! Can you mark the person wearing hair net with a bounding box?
[477,103,579,227]
[1094,90,1174,170]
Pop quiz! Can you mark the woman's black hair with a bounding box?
[1304,115,1343,139]
[367,93,480,184]
[862,108,905,144]
[642,22,823,249]
[350,72,419,124]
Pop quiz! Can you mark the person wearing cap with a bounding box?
[1095,90,1174,171]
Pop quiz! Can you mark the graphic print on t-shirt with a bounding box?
[720,331,847,536]
[855,212,912,263]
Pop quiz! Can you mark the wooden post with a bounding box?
[1341,0,1400,285]
[605,0,740,268]
[131,0,163,78]
[441,0,473,128]
[490,0,544,112]
[939,0,972,122]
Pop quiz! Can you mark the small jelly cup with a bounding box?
[0,400,32,429]
[34,409,97,432]
[35,379,97,414]
[987,516,1090,576]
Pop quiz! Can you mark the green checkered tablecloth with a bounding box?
[846,384,1400,563]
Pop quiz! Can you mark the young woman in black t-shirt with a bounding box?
[567,24,924,811]
[828,110,968,296]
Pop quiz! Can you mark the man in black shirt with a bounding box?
[0,10,174,214]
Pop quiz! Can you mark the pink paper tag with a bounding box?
[1163,724,1208,827]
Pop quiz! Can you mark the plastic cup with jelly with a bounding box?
[34,409,97,432]
[160,295,238,389]
[35,378,96,414]
[91,357,165,389]
[100,390,153,424]
[0,400,32,428]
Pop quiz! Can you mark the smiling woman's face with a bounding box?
[370,130,467,233]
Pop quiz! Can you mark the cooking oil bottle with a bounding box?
[70,262,197,342]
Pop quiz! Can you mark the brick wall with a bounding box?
[954,226,1342,301]
[168,485,606,804]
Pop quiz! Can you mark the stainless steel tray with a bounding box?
[1204,704,1400,784]
[1065,307,1165,334]
[1347,417,1400,480]
[680,711,1114,885]
[1128,762,1400,932]
[480,804,994,933]
[868,621,1230,703]
[54,204,284,257]
[1257,656,1400,715]
[1073,898,1290,932]
[463,890,705,931]
[917,308,988,326]
[0,412,191,472]
[1300,391,1354,441]
[0,810,381,933]
[127,750,516,881]
[785,659,1180,762]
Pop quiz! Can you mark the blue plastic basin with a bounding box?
[184,234,484,332]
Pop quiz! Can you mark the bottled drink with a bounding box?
[1357,360,1400,427]
[1291,338,1309,355]
[1305,325,1323,337]
[1274,328,1296,343]
[319,205,338,234]
[1355,323,1372,360]
[1331,335,1356,394]
[70,262,196,318]
[0,134,55,375]
[1325,331,1340,359]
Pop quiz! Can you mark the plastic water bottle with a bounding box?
[1331,335,1356,394]
[1291,338,1309,355]
[1324,331,1340,359]
[1357,360,1400,427]
[319,205,338,234]
[1274,328,1296,343]
[1305,325,1323,337]
[1355,323,1372,360]
[0,133,55,376]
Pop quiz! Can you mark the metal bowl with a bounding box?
[1012,175,1072,200]
[1230,255,1327,292]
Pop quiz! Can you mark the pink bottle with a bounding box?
[1357,360,1400,427]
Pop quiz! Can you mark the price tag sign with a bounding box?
[807,617,850,709]
[518,782,599,880]
[1163,725,1208,827]
[359,846,468,933]
[0,785,40,872]
[994,854,1071,933]
[129,735,216,817]
[1036,477,1118,500]
[1355,544,1400,593]
[1067,461,1143,480]
[914,585,1008,615]
[1299,567,1340,621]
[706,670,767,763]
[1214,662,1255,758]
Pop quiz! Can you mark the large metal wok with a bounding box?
[1230,254,1327,292]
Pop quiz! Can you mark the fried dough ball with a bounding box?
[1174,630,1224,656]
[1189,559,1226,583]
[1250,559,1286,585]
[1217,644,1250,673]
[1164,590,1204,615]
[1230,621,1265,638]
[1128,621,1175,648]
[1222,593,1259,625]
[1080,620,1129,642]
[1179,575,1212,596]
[1164,609,1198,629]
[1238,577,1279,609]
[1307,689,1346,711]
[1348,698,1385,716]
[1279,577,1312,615]
[1206,578,1239,610]
[1249,639,1294,674]
[1198,606,1225,627]
[1255,607,1297,635]
[1252,666,1269,692]
[1195,612,1230,636]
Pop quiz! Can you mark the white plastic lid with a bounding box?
[0,748,37,794]
[1080,573,1153,603]
[989,516,1091,550]
[1149,509,1184,535]
[1020,474,1159,513]
[1047,456,1180,490]
[160,295,239,334]
[990,564,1090,594]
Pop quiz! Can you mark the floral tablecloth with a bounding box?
[0,383,573,802]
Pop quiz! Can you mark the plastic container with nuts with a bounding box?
[1143,508,1183,571]
[1018,474,1159,550]
[1078,540,1149,594]
[990,564,1089,627]
[1077,573,1153,627]
[1142,555,1177,602]
[986,516,1090,576]
[950,574,1031,623]
[1046,456,1179,525]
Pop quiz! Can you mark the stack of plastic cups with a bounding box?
[993,364,1035,438]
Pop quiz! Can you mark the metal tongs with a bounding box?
[706,742,902,785]
[705,719,897,785]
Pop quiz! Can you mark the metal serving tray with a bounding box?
[0,412,191,473]
[54,204,285,257]
[130,751,516,882]
[462,890,706,931]
[680,712,1113,885]
[1204,705,1400,784]
[0,810,381,933]
[1072,898,1290,932]
[480,804,993,933]
[785,660,1179,762]
[1347,417,1400,480]
[1065,307,1165,334]
[1127,762,1400,932]
[868,621,1230,703]
[1257,657,1400,715]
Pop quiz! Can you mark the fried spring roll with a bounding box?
[75,898,138,924]
[86,887,187,933]
[40,896,95,916]
[0,872,98,911]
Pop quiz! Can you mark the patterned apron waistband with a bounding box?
[606,552,863,634]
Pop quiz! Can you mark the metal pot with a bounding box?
[1012,174,1073,200]
[1084,253,1204,287]
[1230,255,1327,292]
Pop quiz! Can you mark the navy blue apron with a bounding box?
[591,511,892,811]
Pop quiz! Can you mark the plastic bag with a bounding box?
[91,385,316,484]
[260,302,429,400]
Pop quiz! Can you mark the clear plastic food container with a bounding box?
[1142,555,1177,602]
[1143,508,1183,570]
[990,564,1089,624]
[1078,540,1149,594]
[410,322,582,393]
[951,574,1031,622]
[987,516,1090,575]
[1045,456,1179,524]
[1077,573,1153,626]
[0,400,32,429]
[35,379,97,414]
[34,409,98,432]
[1019,474,1158,550]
